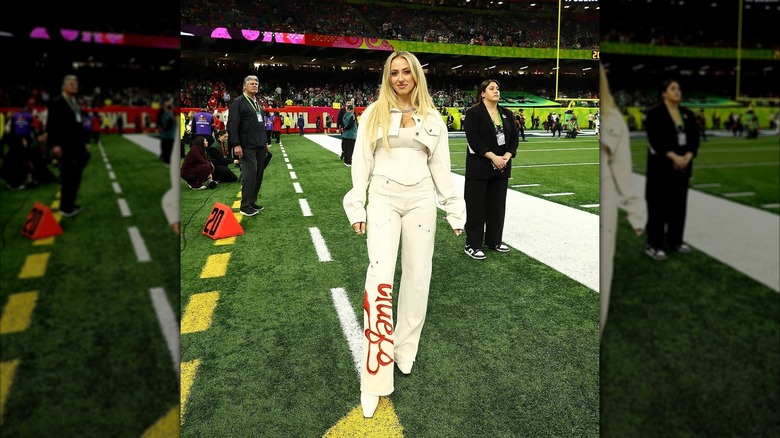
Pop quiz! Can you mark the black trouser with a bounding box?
[239,147,267,210]
[160,138,174,164]
[464,176,509,249]
[342,138,355,165]
[213,164,237,182]
[645,170,690,249]
[519,126,525,140]
[60,152,89,211]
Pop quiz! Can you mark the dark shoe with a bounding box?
[239,207,260,216]
[644,245,668,261]
[490,243,510,253]
[464,246,486,260]
[207,179,218,189]
[59,205,82,217]
[674,243,691,253]
[250,204,265,212]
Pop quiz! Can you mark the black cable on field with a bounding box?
[180,183,227,253]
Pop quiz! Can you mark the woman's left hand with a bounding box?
[453,229,463,236]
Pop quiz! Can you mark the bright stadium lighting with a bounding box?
[224,53,228,57]
[520,65,528,69]
[350,60,356,64]
[254,62,261,68]
[582,67,592,71]
[270,56,274,60]
[452,64,463,70]
[180,32,194,36]
[311,58,316,62]
[421,63,429,67]
[487,65,496,69]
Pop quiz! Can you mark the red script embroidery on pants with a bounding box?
[364,283,394,375]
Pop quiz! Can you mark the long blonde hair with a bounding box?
[362,51,436,151]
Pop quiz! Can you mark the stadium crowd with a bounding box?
[179,62,598,111]
[181,0,598,49]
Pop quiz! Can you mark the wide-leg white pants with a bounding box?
[361,176,437,396]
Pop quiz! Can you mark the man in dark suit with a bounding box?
[47,74,90,217]
[227,75,269,216]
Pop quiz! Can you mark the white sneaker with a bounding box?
[464,246,486,260]
[645,246,668,261]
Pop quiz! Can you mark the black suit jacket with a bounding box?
[464,103,519,179]
[47,94,88,158]
[227,95,267,149]
[644,103,700,178]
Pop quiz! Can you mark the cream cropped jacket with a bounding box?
[343,106,466,230]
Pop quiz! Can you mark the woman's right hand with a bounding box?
[352,222,366,235]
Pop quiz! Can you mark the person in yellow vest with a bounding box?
[284,113,292,134]
[285,98,293,106]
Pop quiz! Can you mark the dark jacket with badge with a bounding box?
[464,103,519,180]
[644,103,699,178]
[227,94,267,150]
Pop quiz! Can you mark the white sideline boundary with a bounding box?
[124,133,161,156]
[630,174,779,292]
[306,134,600,292]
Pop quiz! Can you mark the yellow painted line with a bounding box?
[50,199,60,210]
[0,291,39,334]
[322,397,403,437]
[18,253,50,279]
[52,212,62,223]
[214,236,236,246]
[180,359,201,420]
[199,253,231,278]
[234,212,243,223]
[141,404,179,438]
[181,291,220,334]
[231,200,241,209]
[0,359,20,425]
[236,191,241,198]
[55,190,60,199]
[33,236,55,246]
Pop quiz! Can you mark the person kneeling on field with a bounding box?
[181,135,218,189]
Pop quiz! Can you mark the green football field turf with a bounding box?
[0,135,179,436]
[602,132,779,436]
[179,133,600,437]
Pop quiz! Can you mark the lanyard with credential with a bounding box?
[65,93,82,123]
[244,93,264,125]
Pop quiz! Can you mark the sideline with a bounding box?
[630,174,779,292]
[306,134,600,292]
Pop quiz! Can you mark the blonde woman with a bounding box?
[343,51,465,418]
[599,63,646,338]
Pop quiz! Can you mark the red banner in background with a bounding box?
[0,105,174,134]
[182,106,368,134]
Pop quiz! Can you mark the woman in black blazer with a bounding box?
[463,79,520,260]
[643,79,700,260]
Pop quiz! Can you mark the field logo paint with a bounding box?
[364,283,394,375]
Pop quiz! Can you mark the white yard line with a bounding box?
[149,287,180,376]
[299,199,313,217]
[127,226,151,262]
[117,198,132,217]
[330,287,363,377]
[293,182,303,193]
[309,227,332,262]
